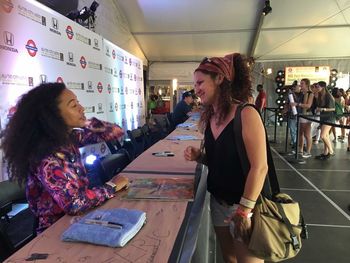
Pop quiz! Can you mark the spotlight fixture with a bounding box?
[262,0,272,16]
[66,1,99,30]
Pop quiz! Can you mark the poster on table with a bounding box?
[285,66,330,85]
[0,0,145,133]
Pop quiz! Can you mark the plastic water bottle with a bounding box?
[288,93,298,115]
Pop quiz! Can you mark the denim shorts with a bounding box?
[209,195,238,227]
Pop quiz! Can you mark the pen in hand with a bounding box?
[84,219,123,229]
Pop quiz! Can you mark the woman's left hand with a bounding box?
[232,213,252,245]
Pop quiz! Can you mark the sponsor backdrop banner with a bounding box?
[0,0,145,132]
[285,66,330,85]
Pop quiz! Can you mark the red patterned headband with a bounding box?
[195,53,240,82]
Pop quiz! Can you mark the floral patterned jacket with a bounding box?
[26,118,124,233]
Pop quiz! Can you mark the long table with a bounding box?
[5,120,207,263]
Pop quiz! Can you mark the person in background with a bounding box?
[255,84,266,115]
[1,83,127,233]
[314,81,336,160]
[171,91,194,127]
[286,82,302,149]
[332,88,346,143]
[345,89,350,151]
[310,83,321,144]
[290,78,314,158]
[184,53,267,263]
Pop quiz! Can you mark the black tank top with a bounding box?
[204,118,245,205]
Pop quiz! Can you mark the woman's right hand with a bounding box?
[184,146,201,161]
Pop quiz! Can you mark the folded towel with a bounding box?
[61,208,146,247]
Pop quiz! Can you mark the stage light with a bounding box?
[85,154,97,165]
[66,10,80,20]
[90,1,99,12]
[331,69,338,75]
[262,0,272,16]
[66,1,99,30]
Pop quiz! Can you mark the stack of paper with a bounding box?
[61,208,146,247]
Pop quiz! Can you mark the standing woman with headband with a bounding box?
[184,53,267,263]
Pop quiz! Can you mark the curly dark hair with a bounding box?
[1,83,71,185]
[196,54,252,129]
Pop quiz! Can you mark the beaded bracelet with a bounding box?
[239,196,256,209]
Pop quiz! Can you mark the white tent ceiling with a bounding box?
[116,0,350,63]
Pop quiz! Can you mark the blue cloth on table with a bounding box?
[166,135,200,141]
[61,208,146,247]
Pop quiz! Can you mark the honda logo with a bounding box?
[4,31,14,46]
[68,52,74,62]
[88,81,92,90]
[40,74,47,84]
[52,18,58,30]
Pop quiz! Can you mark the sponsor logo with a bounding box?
[134,74,137,81]
[104,66,112,74]
[119,86,124,95]
[3,31,13,46]
[0,31,18,53]
[129,58,132,66]
[88,61,102,70]
[18,5,46,25]
[0,73,31,86]
[100,143,106,153]
[130,101,133,109]
[84,106,95,113]
[86,81,94,93]
[25,39,38,57]
[121,104,126,110]
[50,17,61,35]
[105,46,110,57]
[122,118,127,128]
[117,53,123,62]
[97,82,103,93]
[93,38,100,50]
[97,103,103,114]
[109,102,113,112]
[138,88,142,95]
[67,81,84,90]
[107,84,111,94]
[124,56,128,64]
[66,25,74,39]
[28,77,33,86]
[119,70,123,79]
[1,0,13,13]
[41,47,64,61]
[112,49,116,59]
[80,56,87,69]
[76,33,91,45]
[125,86,128,95]
[56,77,64,83]
[40,74,47,84]
[113,68,118,78]
[114,102,118,111]
[66,52,76,66]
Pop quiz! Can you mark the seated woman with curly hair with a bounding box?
[1,82,127,233]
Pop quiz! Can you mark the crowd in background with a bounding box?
[285,79,350,160]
